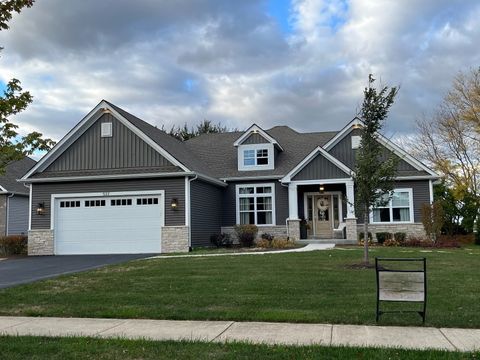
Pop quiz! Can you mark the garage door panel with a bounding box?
[54,194,163,255]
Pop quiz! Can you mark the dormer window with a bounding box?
[238,144,274,171]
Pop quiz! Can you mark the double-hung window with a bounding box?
[372,189,413,223]
[243,148,269,166]
[237,184,275,225]
[238,144,274,171]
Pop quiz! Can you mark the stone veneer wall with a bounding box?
[28,229,54,255]
[221,225,288,243]
[345,218,358,241]
[161,226,189,253]
[357,223,426,241]
[286,220,300,241]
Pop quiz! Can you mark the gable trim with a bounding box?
[281,146,353,183]
[323,117,439,177]
[234,124,284,151]
[21,101,190,180]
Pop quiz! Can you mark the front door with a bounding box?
[314,195,333,238]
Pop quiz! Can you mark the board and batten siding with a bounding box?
[292,153,350,181]
[242,133,269,144]
[31,177,186,230]
[190,179,223,247]
[328,128,427,174]
[356,180,430,224]
[7,195,29,235]
[222,180,288,227]
[44,113,178,172]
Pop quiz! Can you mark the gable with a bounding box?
[243,132,270,144]
[328,128,429,176]
[292,152,350,181]
[43,113,179,173]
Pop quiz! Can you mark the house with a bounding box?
[20,100,439,255]
[0,157,36,236]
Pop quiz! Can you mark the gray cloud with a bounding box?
[0,0,479,143]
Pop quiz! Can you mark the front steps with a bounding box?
[297,238,357,246]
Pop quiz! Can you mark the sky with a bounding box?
[0,0,479,143]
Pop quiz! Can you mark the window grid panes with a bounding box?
[243,148,269,166]
[372,190,411,223]
[238,185,274,225]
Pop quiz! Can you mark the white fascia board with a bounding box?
[22,100,190,180]
[281,146,353,183]
[323,117,364,151]
[395,175,440,180]
[220,175,283,181]
[233,124,284,151]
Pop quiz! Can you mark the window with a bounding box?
[238,144,275,171]
[372,189,413,223]
[60,201,81,208]
[111,199,132,206]
[237,184,275,225]
[85,200,106,207]
[137,197,159,205]
[351,135,361,149]
[101,122,113,137]
[243,148,269,166]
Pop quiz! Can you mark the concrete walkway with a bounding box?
[149,243,335,259]
[0,316,478,352]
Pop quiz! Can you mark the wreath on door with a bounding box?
[316,197,329,211]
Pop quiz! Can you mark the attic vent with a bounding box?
[351,135,361,149]
[101,122,113,137]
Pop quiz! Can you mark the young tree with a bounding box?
[0,0,55,173]
[353,75,398,265]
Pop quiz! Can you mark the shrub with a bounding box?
[375,232,391,244]
[476,231,480,246]
[234,224,258,247]
[209,233,232,248]
[255,239,271,248]
[394,232,406,243]
[358,232,372,241]
[261,233,274,241]
[0,235,28,256]
[383,239,399,247]
[271,237,295,249]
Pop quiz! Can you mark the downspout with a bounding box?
[5,193,14,236]
[187,174,198,251]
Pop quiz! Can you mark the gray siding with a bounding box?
[190,180,223,247]
[328,129,427,174]
[243,132,269,144]
[7,195,29,235]
[357,180,430,223]
[293,153,350,181]
[31,177,186,229]
[0,195,6,235]
[222,180,288,226]
[45,113,178,172]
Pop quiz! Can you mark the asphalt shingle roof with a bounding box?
[1,157,36,194]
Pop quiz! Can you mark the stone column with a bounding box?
[345,218,358,241]
[287,219,301,241]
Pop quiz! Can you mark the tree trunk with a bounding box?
[363,205,369,265]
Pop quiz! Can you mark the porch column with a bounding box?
[287,183,301,241]
[288,183,298,219]
[345,180,358,241]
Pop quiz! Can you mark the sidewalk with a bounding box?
[0,316,479,352]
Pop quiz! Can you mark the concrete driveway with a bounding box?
[0,254,153,289]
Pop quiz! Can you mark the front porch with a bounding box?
[286,179,358,242]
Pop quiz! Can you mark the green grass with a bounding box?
[0,246,479,328]
[0,336,477,360]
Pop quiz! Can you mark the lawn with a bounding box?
[0,336,477,360]
[0,246,478,328]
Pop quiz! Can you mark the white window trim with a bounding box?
[370,188,414,224]
[238,143,275,171]
[235,183,276,226]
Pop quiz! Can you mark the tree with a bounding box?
[165,119,231,141]
[411,67,480,233]
[0,0,55,173]
[421,201,444,243]
[353,75,398,265]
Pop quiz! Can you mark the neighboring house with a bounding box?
[0,157,36,236]
[20,100,439,255]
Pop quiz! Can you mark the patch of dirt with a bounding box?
[345,263,376,270]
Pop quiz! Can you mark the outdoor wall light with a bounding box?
[170,198,179,210]
[319,185,325,192]
[36,202,46,216]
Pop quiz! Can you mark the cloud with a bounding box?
[0,0,479,143]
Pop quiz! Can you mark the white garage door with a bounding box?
[54,192,163,255]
